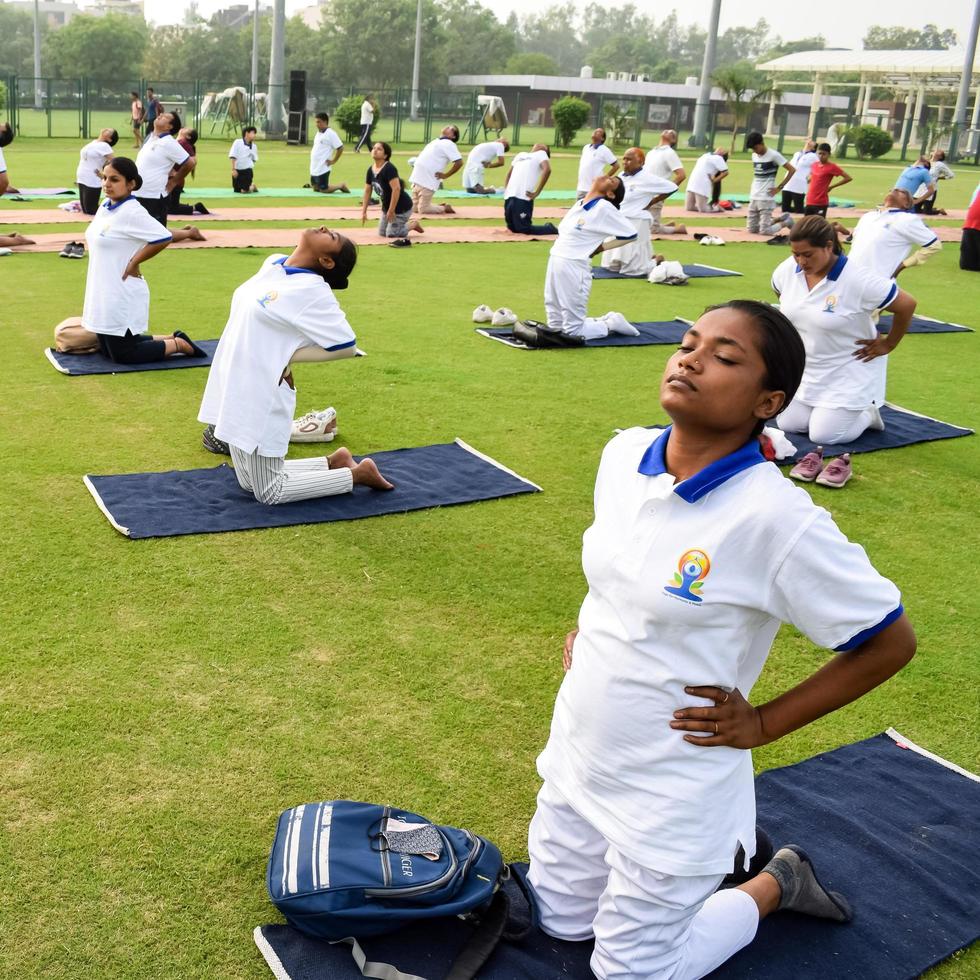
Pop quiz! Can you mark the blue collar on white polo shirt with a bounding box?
[637,425,766,503]
[274,256,320,276]
[795,252,847,279]
[104,196,135,211]
[582,198,601,211]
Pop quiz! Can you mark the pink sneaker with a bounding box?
[789,447,824,482]
[815,453,852,488]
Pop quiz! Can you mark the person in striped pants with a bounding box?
[199,226,393,504]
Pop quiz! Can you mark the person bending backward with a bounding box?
[601,147,677,277]
[168,128,206,216]
[361,142,423,239]
[894,157,935,212]
[409,125,462,214]
[230,126,259,193]
[0,122,18,197]
[503,144,558,235]
[462,138,510,194]
[804,144,851,217]
[781,139,816,214]
[529,174,639,345]
[76,128,118,215]
[916,149,954,215]
[198,227,394,504]
[773,216,916,445]
[309,113,349,194]
[135,112,195,226]
[576,128,618,200]
[529,298,916,980]
[745,132,795,236]
[82,158,206,364]
[643,129,687,234]
[686,149,728,212]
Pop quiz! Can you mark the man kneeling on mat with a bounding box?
[515,174,640,348]
[198,227,394,504]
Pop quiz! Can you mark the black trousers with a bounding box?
[914,192,939,214]
[97,330,167,364]
[960,228,980,271]
[78,183,101,215]
[136,195,169,227]
[232,167,253,193]
[781,190,805,213]
[355,124,374,152]
[804,204,828,217]
[168,185,194,215]
[504,197,558,236]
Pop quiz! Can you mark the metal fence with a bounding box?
[3,74,979,164]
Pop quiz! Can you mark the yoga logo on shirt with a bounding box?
[822,295,838,313]
[257,290,279,308]
[664,549,711,603]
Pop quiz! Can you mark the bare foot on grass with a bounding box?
[351,458,394,490]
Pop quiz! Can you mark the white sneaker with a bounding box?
[604,311,640,337]
[491,307,517,326]
[472,304,493,323]
[0,247,11,257]
[291,406,338,443]
[698,235,725,246]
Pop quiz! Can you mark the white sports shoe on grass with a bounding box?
[472,304,493,323]
[491,307,518,326]
[698,235,725,246]
[603,312,640,337]
[291,406,338,443]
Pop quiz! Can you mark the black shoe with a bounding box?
[193,203,210,215]
[513,320,585,348]
[389,238,411,248]
[766,235,790,245]
[174,330,208,357]
[202,424,230,455]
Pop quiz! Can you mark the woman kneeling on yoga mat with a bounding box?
[198,227,393,504]
[82,157,207,364]
[528,299,916,980]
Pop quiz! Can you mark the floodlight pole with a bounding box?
[33,0,43,110]
[250,0,260,108]
[950,0,980,156]
[690,0,721,147]
[266,0,286,137]
[410,0,422,121]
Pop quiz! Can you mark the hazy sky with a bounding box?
[142,0,975,53]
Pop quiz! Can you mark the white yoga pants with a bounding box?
[544,256,611,340]
[601,217,653,276]
[527,781,759,980]
[778,400,876,445]
[229,445,353,505]
[648,201,682,233]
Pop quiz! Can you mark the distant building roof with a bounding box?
[448,73,848,109]
[756,49,978,77]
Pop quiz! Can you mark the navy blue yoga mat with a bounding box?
[877,314,973,335]
[592,263,741,279]
[85,440,540,538]
[777,405,973,463]
[477,318,692,349]
[46,341,219,376]
[254,731,980,980]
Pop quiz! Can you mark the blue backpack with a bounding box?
[267,800,534,978]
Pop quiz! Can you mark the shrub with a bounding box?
[334,95,363,142]
[551,95,591,148]
[846,124,893,159]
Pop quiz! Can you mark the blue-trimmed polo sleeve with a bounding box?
[767,506,902,652]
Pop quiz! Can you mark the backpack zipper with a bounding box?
[380,806,392,887]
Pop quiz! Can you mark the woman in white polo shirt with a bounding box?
[198,227,394,504]
[773,216,917,445]
[76,128,118,215]
[529,299,916,980]
[82,157,206,364]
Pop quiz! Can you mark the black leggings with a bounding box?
[97,330,167,364]
[168,185,194,215]
[504,197,558,236]
[961,228,980,271]
[781,190,805,213]
[78,183,101,215]
[233,167,253,192]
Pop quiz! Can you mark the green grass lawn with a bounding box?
[3,136,979,214]
[2,200,979,975]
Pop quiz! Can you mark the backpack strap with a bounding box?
[336,937,429,980]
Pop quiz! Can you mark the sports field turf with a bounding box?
[2,140,978,978]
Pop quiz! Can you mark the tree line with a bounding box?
[0,0,959,93]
